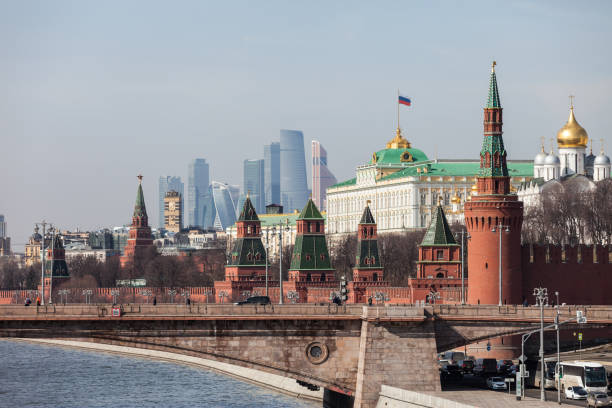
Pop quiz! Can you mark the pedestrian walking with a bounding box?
[36,296,41,306]
[153,296,157,306]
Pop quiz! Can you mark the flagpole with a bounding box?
[397,89,400,131]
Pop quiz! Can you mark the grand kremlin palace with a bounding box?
[326,128,533,235]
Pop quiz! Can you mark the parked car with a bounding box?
[234,296,271,305]
[565,386,588,400]
[486,377,507,390]
[458,359,474,374]
[587,392,611,407]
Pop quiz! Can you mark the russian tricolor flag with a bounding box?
[398,95,411,106]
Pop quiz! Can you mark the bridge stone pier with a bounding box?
[1,304,611,408]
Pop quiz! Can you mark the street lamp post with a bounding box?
[36,221,51,306]
[491,223,510,306]
[49,226,55,304]
[261,230,269,297]
[273,221,291,305]
[555,291,561,405]
[456,230,470,305]
[218,290,228,304]
[533,287,548,402]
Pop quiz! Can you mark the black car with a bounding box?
[459,359,474,374]
[234,296,271,305]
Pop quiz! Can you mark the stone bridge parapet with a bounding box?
[1,304,611,408]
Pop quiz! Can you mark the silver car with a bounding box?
[587,392,610,407]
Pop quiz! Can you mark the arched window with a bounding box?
[373,273,378,281]
[436,272,444,278]
[320,273,326,282]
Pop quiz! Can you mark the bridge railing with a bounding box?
[0,303,367,318]
[431,304,612,321]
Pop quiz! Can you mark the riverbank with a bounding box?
[9,338,323,403]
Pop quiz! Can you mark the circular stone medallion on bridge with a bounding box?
[305,342,329,365]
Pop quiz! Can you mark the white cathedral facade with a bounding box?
[518,104,611,209]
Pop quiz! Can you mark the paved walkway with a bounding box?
[378,386,577,408]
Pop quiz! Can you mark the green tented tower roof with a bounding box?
[133,177,147,218]
[420,205,457,246]
[238,196,259,221]
[298,198,323,220]
[486,63,501,108]
[359,205,376,224]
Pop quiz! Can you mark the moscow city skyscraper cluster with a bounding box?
[157,129,336,231]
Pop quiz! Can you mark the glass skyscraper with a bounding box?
[210,181,237,230]
[158,176,184,228]
[187,158,210,228]
[264,142,280,206]
[280,129,309,212]
[243,159,265,214]
[311,140,337,211]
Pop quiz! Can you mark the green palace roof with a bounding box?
[329,161,533,189]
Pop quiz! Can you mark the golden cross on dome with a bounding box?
[601,138,606,154]
[137,174,143,184]
[491,61,496,72]
[540,136,545,152]
[569,95,575,109]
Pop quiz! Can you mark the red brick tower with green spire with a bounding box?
[288,198,335,283]
[348,201,388,303]
[224,196,267,280]
[464,62,523,305]
[120,175,154,268]
[214,195,269,302]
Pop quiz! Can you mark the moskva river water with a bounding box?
[0,340,318,408]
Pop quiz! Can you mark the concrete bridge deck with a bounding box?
[1,304,610,408]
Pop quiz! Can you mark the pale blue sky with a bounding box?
[1,1,611,250]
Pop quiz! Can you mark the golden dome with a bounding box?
[471,184,478,192]
[386,127,411,149]
[451,195,461,204]
[557,107,588,149]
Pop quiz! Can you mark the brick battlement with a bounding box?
[522,244,612,265]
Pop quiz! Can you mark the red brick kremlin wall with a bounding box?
[1,245,610,305]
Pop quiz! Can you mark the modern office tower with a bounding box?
[164,190,182,233]
[210,181,237,230]
[311,140,338,211]
[228,185,240,214]
[264,142,281,205]
[280,129,309,212]
[187,159,210,227]
[243,159,265,214]
[158,176,183,228]
[0,215,9,256]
